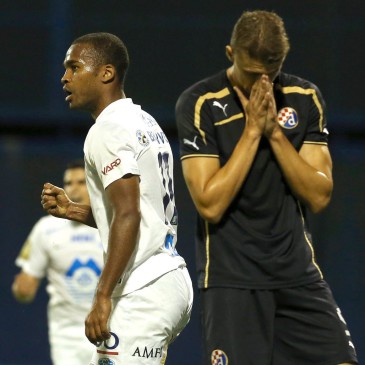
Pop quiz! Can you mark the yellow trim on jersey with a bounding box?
[214,113,244,126]
[194,88,231,144]
[303,141,328,146]
[18,239,31,261]
[180,154,220,161]
[275,85,324,132]
[204,221,210,288]
[297,201,323,279]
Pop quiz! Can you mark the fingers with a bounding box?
[85,312,111,344]
[41,184,58,211]
[41,183,68,217]
[85,297,112,345]
[256,75,272,104]
[42,183,63,196]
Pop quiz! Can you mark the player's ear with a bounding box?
[226,45,234,62]
[101,64,115,83]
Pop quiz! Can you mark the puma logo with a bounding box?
[183,136,199,150]
[213,101,228,116]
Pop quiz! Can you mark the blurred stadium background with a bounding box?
[0,1,364,364]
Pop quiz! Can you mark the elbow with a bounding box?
[197,205,224,225]
[308,191,332,214]
[118,207,141,227]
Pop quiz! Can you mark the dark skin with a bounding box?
[41,42,139,344]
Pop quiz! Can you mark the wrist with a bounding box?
[65,201,76,220]
[96,289,112,299]
[243,123,263,140]
[67,202,90,223]
[95,283,113,299]
[267,125,283,142]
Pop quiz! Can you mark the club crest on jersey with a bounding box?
[211,349,229,365]
[136,130,149,146]
[277,107,298,129]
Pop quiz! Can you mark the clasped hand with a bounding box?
[234,74,278,138]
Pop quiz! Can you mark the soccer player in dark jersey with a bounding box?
[175,10,358,365]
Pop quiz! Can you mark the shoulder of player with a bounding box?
[276,72,322,93]
[176,70,228,108]
[27,216,68,245]
[86,115,130,142]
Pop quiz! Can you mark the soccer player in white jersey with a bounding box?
[41,33,193,365]
[12,160,104,365]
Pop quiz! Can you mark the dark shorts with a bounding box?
[200,281,358,365]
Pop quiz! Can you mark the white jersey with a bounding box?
[84,98,186,297]
[16,215,103,311]
[15,215,103,365]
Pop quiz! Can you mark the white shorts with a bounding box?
[90,266,193,365]
[50,326,95,365]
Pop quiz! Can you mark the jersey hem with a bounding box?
[181,154,219,160]
[303,141,328,145]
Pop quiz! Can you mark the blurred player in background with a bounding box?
[12,159,103,365]
[175,9,358,365]
[41,32,193,365]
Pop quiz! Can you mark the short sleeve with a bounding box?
[175,88,220,159]
[21,219,49,279]
[304,84,329,145]
[14,239,31,268]
[88,122,140,189]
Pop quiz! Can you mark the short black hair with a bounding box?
[72,32,129,87]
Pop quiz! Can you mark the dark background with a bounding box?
[0,1,364,364]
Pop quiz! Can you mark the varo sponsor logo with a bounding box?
[132,346,163,358]
[102,158,121,175]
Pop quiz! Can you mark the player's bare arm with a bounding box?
[182,77,271,224]
[12,271,40,303]
[258,85,333,213]
[85,174,141,344]
[268,128,333,213]
[41,183,97,227]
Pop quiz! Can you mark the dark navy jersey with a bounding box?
[175,70,329,289]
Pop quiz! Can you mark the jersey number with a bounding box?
[158,152,178,225]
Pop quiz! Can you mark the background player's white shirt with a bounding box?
[15,215,103,332]
[84,98,186,297]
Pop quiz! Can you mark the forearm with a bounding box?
[188,78,272,223]
[190,128,261,223]
[67,203,97,228]
[268,130,333,213]
[95,212,140,298]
